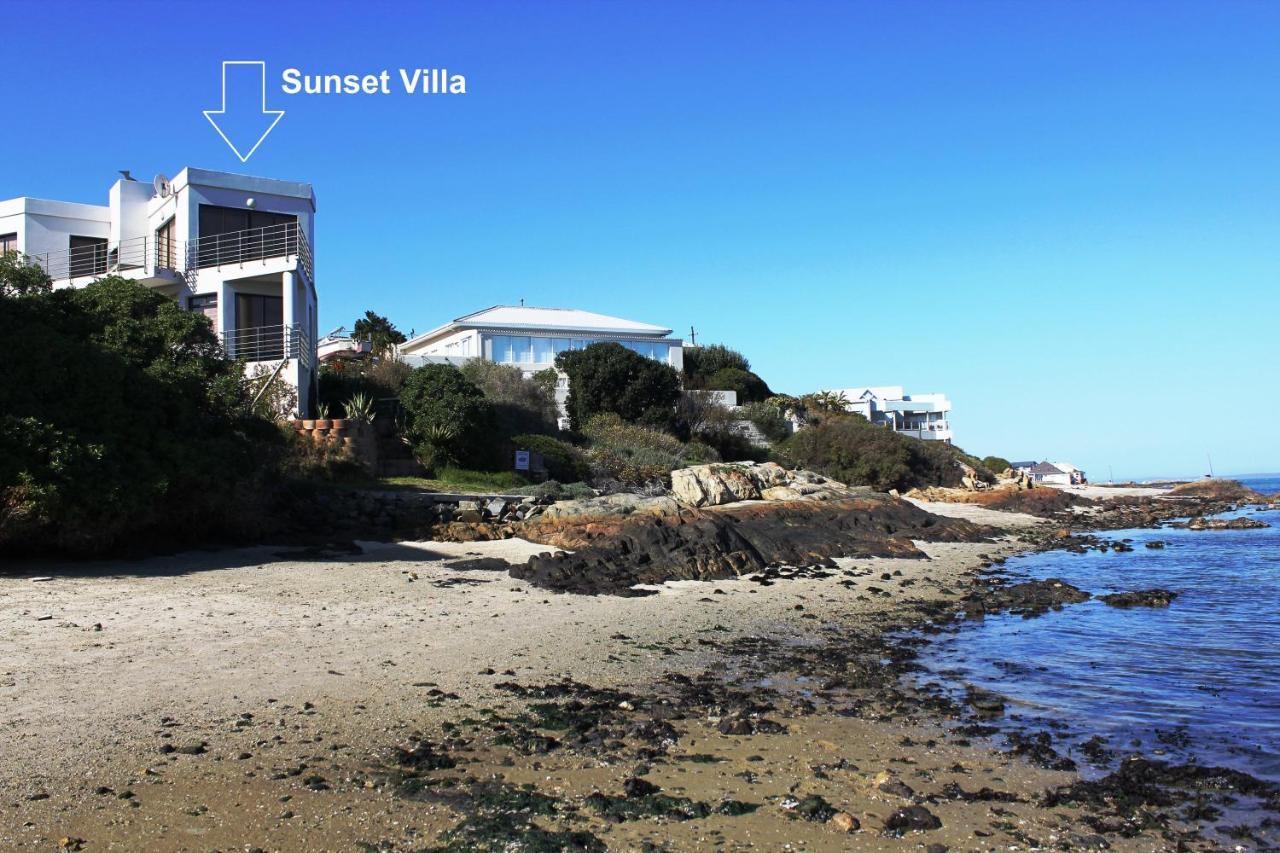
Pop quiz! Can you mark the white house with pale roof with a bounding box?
[828,385,954,443]
[399,305,684,420]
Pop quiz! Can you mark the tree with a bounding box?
[352,310,407,357]
[0,251,53,298]
[398,364,491,470]
[556,342,681,431]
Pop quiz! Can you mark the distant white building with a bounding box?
[828,386,953,443]
[399,305,685,419]
[1014,461,1087,486]
[1,167,319,413]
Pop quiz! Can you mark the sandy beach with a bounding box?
[0,499,1218,850]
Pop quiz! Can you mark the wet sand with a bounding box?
[0,504,1208,850]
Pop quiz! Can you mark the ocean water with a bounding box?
[918,475,1280,783]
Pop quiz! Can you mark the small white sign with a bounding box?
[515,450,531,471]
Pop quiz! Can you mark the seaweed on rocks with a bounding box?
[512,496,992,596]
[1099,589,1178,608]
[963,578,1091,619]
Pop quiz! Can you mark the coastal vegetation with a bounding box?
[0,272,299,554]
[556,342,682,431]
[682,343,773,403]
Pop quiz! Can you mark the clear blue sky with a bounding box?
[3,1,1276,480]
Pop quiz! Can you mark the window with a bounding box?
[0,233,16,255]
[155,218,176,269]
[196,205,298,267]
[532,337,555,364]
[189,293,218,329]
[234,293,284,360]
[68,236,108,278]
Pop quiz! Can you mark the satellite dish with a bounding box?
[152,174,172,198]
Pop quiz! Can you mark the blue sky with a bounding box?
[2,1,1276,480]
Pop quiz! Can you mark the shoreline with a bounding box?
[0,496,1269,849]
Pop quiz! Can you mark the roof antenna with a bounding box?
[689,325,697,346]
[520,298,525,307]
[119,170,136,181]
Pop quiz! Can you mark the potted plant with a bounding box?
[314,402,332,430]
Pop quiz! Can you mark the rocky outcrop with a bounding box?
[669,462,870,508]
[1099,589,1178,608]
[512,495,993,596]
[1183,516,1269,531]
[963,578,1092,618]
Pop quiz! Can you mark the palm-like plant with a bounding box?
[344,391,377,424]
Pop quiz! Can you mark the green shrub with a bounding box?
[511,434,591,483]
[682,343,750,382]
[460,360,558,438]
[739,401,792,444]
[556,342,681,430]
[702,367,772,404]
[399,364,491,472]
[511,480,597,501]
[433,467,530,491]
[0,276,284,554]
[779,414,995,492]
[982,455,1013,475]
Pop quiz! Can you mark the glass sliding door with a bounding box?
[235,293,284,360]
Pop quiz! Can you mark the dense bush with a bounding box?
[682,343,750,380]
[982,455,1013,474]
[557,342,681,431]
[398,364,492,471]
[351,310,407,357]
[317,356,411,413]
[460,360,559,438]
[580,413,691,485]
[510,433,592,483]
[702,367,772,404]
[779,414,991,492]
[0,276,285,554]
[739,401,792,444]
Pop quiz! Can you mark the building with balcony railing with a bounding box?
[0,167,318,414]
[827,385,954,443]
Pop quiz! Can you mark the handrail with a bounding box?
[27,223,313,284]
[185,222,313,282]
[218,322,314,368]
[25,235,178,282]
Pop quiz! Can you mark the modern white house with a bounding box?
[400,305,685,420]
[828,386,954,443]
[0,167,319,413]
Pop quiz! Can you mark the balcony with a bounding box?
[186,222,313,282]
[27,235,182,286]
[27,223,313,287]
[219,323,314,368]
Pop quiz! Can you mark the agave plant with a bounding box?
[344,391,377,424]
[316,402,331,419]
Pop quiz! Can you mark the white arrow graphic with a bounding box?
[203,61,285,163]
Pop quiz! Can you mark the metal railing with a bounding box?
[219,323,314,368]
[26,235,179,282]
[185,222,313,281]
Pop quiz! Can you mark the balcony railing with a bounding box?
[26,235,179,282]
[186,222,313,282]
[27,224,313,285]
[219,323,314,368]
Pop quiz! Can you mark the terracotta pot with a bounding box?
[301,419,316,430]
[330,418,348,430]
[315,419,332,430]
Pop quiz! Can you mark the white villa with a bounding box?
[829,386,954,442]
[400,305,684,418]
[0,167,319,413]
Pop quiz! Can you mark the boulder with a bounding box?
[761,486,805,502]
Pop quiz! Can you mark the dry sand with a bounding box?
[0,507,1194,850]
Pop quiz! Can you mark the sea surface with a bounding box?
[918,475,1280,785]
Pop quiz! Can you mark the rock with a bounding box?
[878,779,916,798]
[760,486,805,502]
[965,686,1006,716]
[964,578,1091,618]
[485,498,509,518]
[174,741,207,755]
[622,777,660,798]
[1099,589,1178,608]
[794,794,837,822]
[829,811,859,832]
[30,576,54,583]
[1185,516,1268,530]
[884,804,942,833]
[455,509,483,524]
